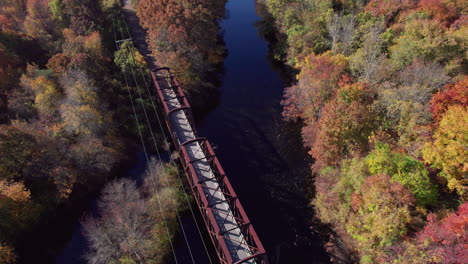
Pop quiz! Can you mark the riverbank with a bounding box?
[256,0,467,263]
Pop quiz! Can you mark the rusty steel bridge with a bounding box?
[150,67,268,264]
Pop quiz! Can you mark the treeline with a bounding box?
[83,159,185,264]
[134,0,227,91]
[260,0,467,263]
[0,0,149,262]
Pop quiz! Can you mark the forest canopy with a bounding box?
[0,0,134,262]
[0,0,226,262]
[261,0,467,262]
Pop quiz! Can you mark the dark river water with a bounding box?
[195,0,329,263]
[53,0,330,263]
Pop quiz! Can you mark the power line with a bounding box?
[118,11,214,264]
[112,17,179,264]
[115,16,198,264]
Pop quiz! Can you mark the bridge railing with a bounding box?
[178,140,234,264]
[150,67,268,264]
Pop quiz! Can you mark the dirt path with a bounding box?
[121,0,157,69]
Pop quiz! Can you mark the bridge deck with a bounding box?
[154,70,255,263]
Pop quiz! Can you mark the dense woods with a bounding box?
[0,0,153,262]
[261,0,467,263]
[1,0,227,262]
[2,0,466,263]
[134,0,227,91]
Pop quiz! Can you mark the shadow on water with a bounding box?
[194,0,331,263]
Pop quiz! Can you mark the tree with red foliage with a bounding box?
[382,202,468,263]
[0,0,26,31]
[46,53,70,74]
[430,76,468,121]
[0,15,14,32]
[418,0,464,26]
[309,82,376,169]
[418,202,468,263]
[365,0,419,21]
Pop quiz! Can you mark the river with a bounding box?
[54,0,330,263]
[195,0,329,263]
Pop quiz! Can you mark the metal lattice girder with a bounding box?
[149,69,269,264]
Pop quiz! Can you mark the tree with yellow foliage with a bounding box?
[423,105,468,198]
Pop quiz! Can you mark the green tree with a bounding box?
[114,40,148,80]
[313,157,369,228]
[0,126,37,181]
[366,142,438,205]
[48,0,64,22]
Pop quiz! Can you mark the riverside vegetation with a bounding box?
[0,0,225,263]
[260,0,467,263]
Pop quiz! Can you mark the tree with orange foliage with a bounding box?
[0,179,37,251]
[46,53,70,74]
[418,0,465,26]
[0,180,31,202]
[281,51,348,122]
[0,0,26,31]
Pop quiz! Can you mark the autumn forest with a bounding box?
[0,0,467,264]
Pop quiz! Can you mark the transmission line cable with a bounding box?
[116,16,198,264]
[112,17,180,264]
[118,12,214,264]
